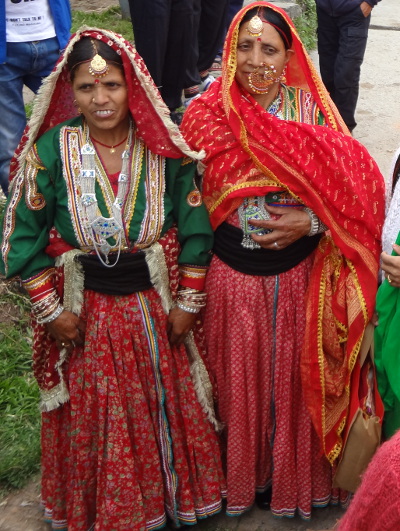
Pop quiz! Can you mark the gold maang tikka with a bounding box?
[246,14,264,37]
[88,40,109,77]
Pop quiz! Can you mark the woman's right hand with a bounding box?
[45,310,86,351]
[381,243,400,288]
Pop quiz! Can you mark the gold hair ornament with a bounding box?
[246,15,264,37]
[88,40,109,77]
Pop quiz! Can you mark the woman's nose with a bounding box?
[93,86,109,104]
[248,45,264,67]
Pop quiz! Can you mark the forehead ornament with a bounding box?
[246,15,264,37]
[88,40,109,77]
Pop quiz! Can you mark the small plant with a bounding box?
[294,0,317,51]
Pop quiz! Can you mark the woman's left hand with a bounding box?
[250,205,311,250]
[167,306,197,346]
[381,243,400,288]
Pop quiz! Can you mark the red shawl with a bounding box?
[181,1,385,463]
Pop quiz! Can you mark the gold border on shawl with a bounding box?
[208,178,278,215]
[316,247,328,458]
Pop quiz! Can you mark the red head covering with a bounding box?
[182,2,385,463]
[9,27,202,185]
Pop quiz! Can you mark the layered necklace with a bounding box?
[80,120,134,267]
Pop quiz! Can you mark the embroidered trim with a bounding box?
[25,146,46,210]
[135,148,166,248]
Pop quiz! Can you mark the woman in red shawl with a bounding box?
[0,28,226,530]
[181,1,385,519]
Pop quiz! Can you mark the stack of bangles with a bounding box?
[31,289,64,324]
[176,287,207,314]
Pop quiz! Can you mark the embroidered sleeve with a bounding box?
[179,264,208,291]
[25,145,47,210]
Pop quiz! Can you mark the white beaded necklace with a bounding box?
[80,121,133,267]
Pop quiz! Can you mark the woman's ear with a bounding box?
[285,49,294,64]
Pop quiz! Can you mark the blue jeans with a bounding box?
[0,37,60,195]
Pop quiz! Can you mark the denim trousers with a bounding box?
[317,5,370,132]
[0,37,60,195]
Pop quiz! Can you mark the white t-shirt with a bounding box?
[6,0,56,42]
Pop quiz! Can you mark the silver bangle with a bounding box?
[35,304,64,324]
[304,207,324,237]
[176,301,200,314]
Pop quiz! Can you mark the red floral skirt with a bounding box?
[40,288,225,530]
[204,253,348,519]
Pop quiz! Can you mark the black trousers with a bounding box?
[317,5,370,131]
[128,0,228,110]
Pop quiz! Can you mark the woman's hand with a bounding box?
[381,243,400,288]
[250,205,311,250]
[167,306,197,346]
[45,310,86,351]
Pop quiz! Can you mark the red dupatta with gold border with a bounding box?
[181,1,385,463]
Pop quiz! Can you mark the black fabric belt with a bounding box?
[76,252,153,295]
[213,221,321,276]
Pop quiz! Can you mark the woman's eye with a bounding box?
[78,84,92,91]
[263,47,276,55]
[238,43,251,51]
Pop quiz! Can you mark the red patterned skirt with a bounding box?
[204,252,347,519]
[40,288,225,530]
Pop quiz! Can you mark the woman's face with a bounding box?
[235,20,293,101]
[72,62,130,136]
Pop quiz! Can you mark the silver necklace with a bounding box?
[80,121,133,267]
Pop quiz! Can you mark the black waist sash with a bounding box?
[213,222,321,276]
[76,252,153,295]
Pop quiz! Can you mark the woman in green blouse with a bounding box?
[0,28,225,531]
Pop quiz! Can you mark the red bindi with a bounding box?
[257,37,261,42]
[94,78,100,84]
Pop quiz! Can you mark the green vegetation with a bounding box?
[0,275,39,497]
[72,6,134,41]
[295,0,318,51]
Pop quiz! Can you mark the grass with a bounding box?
[72,6,134,41]
[0,276,40,498]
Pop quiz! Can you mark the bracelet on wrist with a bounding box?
[303,207,327,237]
[35,304,64,324]
[176,301,200,314]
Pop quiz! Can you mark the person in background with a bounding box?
[0,27,225,529]
[0,0,71,196]
[182,0,385,519]
[374,148,400,439]
[128,0,228,123]
[315,0,381,132]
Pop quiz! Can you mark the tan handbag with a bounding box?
[333,323,384,492]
